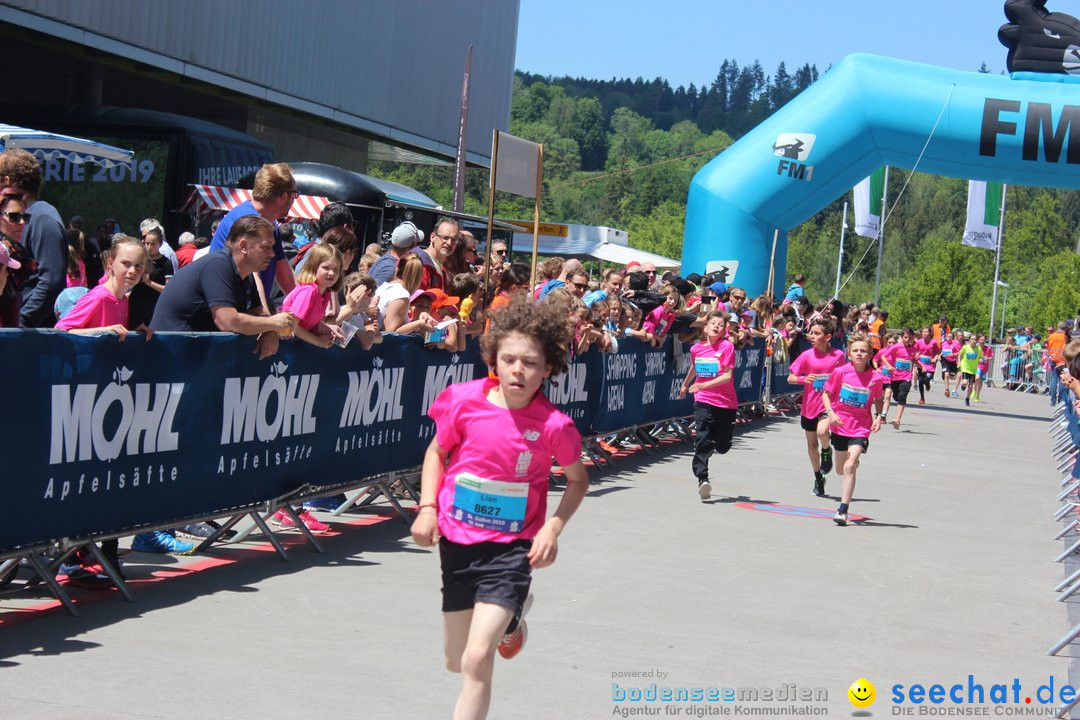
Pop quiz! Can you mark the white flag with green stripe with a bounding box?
[853,168,884,238]
[962,180,1002,250]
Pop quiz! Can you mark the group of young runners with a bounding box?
[408,293,1002,718]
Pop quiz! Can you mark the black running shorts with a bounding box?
[439,537,532,615]
[800,412,829,432]
[831,432,869,453]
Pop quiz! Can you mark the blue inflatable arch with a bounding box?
[682,53,1080,296]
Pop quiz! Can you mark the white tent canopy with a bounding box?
[501,221,680,269]
[0,123,134,168]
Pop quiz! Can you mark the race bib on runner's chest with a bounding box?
[919,355,932,365]
[811,374,828,392]
[895,359,912,371]
[838,383,870,408]
[695,357,720,380]
[966,352,977,360]
[452,473,528,533]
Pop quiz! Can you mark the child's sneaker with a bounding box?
[832,511,848,527]
[131,530,195,555]
[272,509,330,534]
[819,447,833,475]
[697,480,712,500]
[498,593,534,660]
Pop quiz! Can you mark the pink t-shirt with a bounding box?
[690,338,738,409]
[56,284,128,330]
[789,346,847,419]
[281,283,331,332]
[878,341,918,382]
[940,340,961,362]
[914,338,940,371]
[643,306,674,336]
[430,378,582,545]
[823,364,884,438]
[66,259,86,289]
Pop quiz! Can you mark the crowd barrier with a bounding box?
[1045,384,1080,719]
[0,329,788,559]
[985,343,1049,394]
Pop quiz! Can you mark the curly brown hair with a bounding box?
[0,149,42,195]
[481,295,572,379]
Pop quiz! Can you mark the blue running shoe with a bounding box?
[131,530,195,555]
[302,494,347,513]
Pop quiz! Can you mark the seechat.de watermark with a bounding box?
[889,675,1073,716]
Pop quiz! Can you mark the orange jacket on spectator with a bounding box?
[932,321,951,343]
[1048,330,1067,366]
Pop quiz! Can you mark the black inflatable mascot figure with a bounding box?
[999,0,1080,74]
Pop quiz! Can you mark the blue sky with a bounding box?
[515,0,1024,87]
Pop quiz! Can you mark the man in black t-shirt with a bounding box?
[151,215,296,359]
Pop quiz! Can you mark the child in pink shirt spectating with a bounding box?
[822,335,888,526]
[410,296,588,720]
[279,243,345,349]
[642,286,680,347]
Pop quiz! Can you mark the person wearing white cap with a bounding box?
[369,221,422,287]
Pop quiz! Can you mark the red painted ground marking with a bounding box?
[0,513,394,627]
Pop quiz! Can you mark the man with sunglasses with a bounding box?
[0,149,67,327]
[208,163,298,300]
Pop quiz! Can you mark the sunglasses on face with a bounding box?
[492,249,507,255]
[571,281,589,291]
[2,211,30,223]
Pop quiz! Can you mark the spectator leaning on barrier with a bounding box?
[370,221,422,286]
[0,148,67,327]
[373,252,437,335]
[151,215,296,360]
[208,163,298,300]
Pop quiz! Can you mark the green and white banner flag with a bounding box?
[962,180,1003,250]
[853,168,884,238]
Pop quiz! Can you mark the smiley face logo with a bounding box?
[848,678,876,708]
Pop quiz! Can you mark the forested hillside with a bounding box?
[370,61,1080,332]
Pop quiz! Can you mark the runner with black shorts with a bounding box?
[939,331,960,397]
[787,317,846,497]
[821,336,887,526]
[958,332,983,407]
[410,297,588,720]
[913,326,940,405]
[876,327,918,430]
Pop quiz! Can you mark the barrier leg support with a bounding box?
[279,505,325,554]
[1047,620,1080,655]
[196,514,246,553]
[83,541,133,603]
[1055,565,1080,592]
[250,512,291,562]
[1055,520,1078,540]
[1055,536,1080,563]
[26,552,79,617]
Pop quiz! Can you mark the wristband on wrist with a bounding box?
[417,502,437,511]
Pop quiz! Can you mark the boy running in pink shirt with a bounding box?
[787,316,846,497]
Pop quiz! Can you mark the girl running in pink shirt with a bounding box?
[913,326,940,405]
[786,316,846,497]
[876,327,918,430]
[822,336,888,526]
[679,311,739,500]
[411,296,588,720]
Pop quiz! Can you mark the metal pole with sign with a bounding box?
[989,184,1007,340]
[835,201,848,298]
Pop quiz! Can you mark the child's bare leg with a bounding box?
[840,446,863,505]
[444,609,473,673]
[453,602,515,720]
